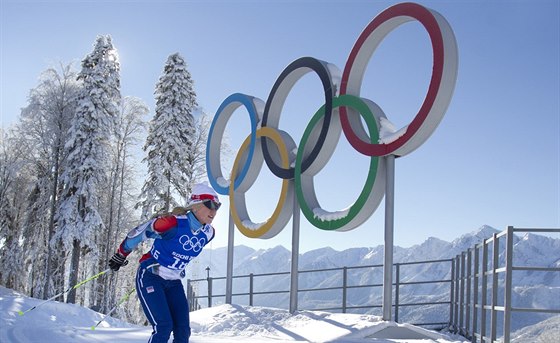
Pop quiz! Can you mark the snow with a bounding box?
[378,117,408,144]
[242,219,266,230]
[216,177,229,188]
[0,286,468,342]
[510,315,560,343]
[313,207,351,221]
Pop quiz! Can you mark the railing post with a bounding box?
[249,273,254,306]
[481,241,489,342]
[480,240,488,342]
[206,266,212,308]
[186,279,192,311]
[454,256,460,331]
[466,248,472,338]
[472,245,479,343]
[342,267,347,314]
[449,258,455,331]
[460,252,465,335]
[490,234,499,342]
[395,263,400,323]
[503,226,514,343]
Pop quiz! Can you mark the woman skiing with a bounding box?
[108,182,221,343]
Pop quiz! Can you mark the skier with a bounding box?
[108,182,221,343]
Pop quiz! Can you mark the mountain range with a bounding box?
[184,225,560,336]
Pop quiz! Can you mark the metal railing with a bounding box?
[187,258,453,329]
[187,226,559,341]
[449,226,560,342]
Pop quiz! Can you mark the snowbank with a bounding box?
[0,286,468,342]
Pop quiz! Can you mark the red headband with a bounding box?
[191,194,219,202]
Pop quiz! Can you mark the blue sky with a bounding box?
[1,0,559,253]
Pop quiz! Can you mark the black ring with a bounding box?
[261,57,337,180]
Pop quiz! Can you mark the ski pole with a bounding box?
[18,268,112,316]
[91,287,136,330]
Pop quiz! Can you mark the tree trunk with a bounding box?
[165,178,171,213]
[66,239,81,303]
[52,240,66,296]
[109,145,129,310]
[101,144,121,312]
[43,144,61,299]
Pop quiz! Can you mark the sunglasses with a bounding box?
[202,200,221,210]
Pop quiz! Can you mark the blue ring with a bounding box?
[206,93,260,195]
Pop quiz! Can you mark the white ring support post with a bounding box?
[382,155,395,321]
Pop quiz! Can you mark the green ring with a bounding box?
[294,94,380,231]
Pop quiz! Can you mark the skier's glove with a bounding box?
[109,252,128,271]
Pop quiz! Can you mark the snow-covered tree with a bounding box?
[138,53,198,217]
[16,63,80,299]
[54,35,121,304]
[190,110,229,184]
[0,130,25,290]
[0,189,20,290]
[100,96,148,311]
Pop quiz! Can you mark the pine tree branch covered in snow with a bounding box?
[138,53,198,217]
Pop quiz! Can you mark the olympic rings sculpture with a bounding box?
[206,2,458,239]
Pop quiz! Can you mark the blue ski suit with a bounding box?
[117,211,215,343]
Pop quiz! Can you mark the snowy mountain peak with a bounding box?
[473,224,500,238]
[450,225,500,251]
[521,232,560,246]
[513,232,560,268]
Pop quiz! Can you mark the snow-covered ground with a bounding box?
[0,286,468,342]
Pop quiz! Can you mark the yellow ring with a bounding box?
[229,127,294,238]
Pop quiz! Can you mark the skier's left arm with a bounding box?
[109,218,160,271]
[116,219,158,256]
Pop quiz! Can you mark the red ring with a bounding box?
[339,2,446,157]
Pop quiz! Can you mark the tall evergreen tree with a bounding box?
[54,35,121,304]
[139,53,198,217]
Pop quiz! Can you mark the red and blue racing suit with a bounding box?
[117,211,215,343]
